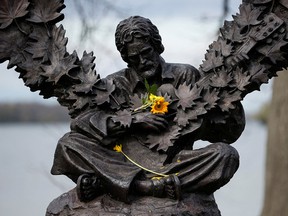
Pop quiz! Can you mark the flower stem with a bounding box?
[114,144,168,177]
[133,103,151,112]
[121,150,169,177]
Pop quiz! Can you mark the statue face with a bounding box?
[126,38,161,79]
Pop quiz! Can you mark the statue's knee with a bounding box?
[213,143,240,181]
[212,142,239,160]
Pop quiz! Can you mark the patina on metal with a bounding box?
[1,0,288,215]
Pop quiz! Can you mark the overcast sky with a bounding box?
[0,0,271,113]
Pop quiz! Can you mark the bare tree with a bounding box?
[69,0,128,50]
[62,0,130,76]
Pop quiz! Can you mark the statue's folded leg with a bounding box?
[50,132,141,202]
[164,143,239,194]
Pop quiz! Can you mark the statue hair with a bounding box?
[115,16,164,63]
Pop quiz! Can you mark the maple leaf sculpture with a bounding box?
[1,0,288,151]
[175,83,202,110]
[0,0,107,117]
[111,110,133,128]
[27,0,65,24]
[0,0,30,29]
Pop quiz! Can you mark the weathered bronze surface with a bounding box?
[1,0,288,215]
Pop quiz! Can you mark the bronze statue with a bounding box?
[1,0,288,215]
[51,16,244,203]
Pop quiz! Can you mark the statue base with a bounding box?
[46,188,221,216]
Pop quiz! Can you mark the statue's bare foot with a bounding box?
[164,175,181,200]
[153,174,181,200]
[76,174,103,202]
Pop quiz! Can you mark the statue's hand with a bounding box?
[132,112,168,132]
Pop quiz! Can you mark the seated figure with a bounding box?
[51,16,245,203]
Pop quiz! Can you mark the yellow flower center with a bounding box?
[151,97,169,114]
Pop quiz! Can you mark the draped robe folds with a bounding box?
[51,60,245,201]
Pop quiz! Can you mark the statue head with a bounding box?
[115,16,165,79]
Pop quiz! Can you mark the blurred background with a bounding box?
[0,0,277,215]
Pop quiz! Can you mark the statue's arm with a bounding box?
[199,102,246,144]
[73,107,168,146]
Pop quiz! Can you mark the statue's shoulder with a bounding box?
[165,62,199,73]
[163,62,201,82]
[106,68,127,80]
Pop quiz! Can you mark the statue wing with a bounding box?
[174,0,288,125]
[146,0,288,151]
[153,0,288,151]
[0,0,115,118]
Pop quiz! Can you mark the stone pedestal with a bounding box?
[46,188,221,216]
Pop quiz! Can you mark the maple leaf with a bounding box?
[49,25,68,60]
[231,67,251,91]
[72,95,94,111]
[17,57,45,88]
[38,25,75,84]
[145,125,180,152]
[111,110,132,128]
[26,24,67,63]
[265,42,288,65]
[180,119,203,137]
[219,37,233,57]
[200,51,224,72]
[202,88,220,110]
[7,51,26,69]
[0,26,28,67]
[174,104,207,127]
[80,51,96,74]
[220,20,233,39]
[0,0,30,29]
[220,20,243,42]
[93,79,116,105]
[209,68,233,88]
[25,33,50,60]
[41,51,78,84]
[130,93,145,110]
[71,51,100,94]
[249,63,270,85]
[208,41,221,53]
[72,69,100,94]
[208,37,233,57]
[174,109,189,127]
[26,24,67,64]
[218,90,242,112]
[233,4,263,28]
[26,0,65,24]
[64,87,94,111]
[191,103,207,118]
[175,83,202,110]
[27,24,47,41]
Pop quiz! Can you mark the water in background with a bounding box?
[0,119,266,216]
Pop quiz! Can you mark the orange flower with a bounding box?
[150,97,169,114]
[113,144,122,153]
